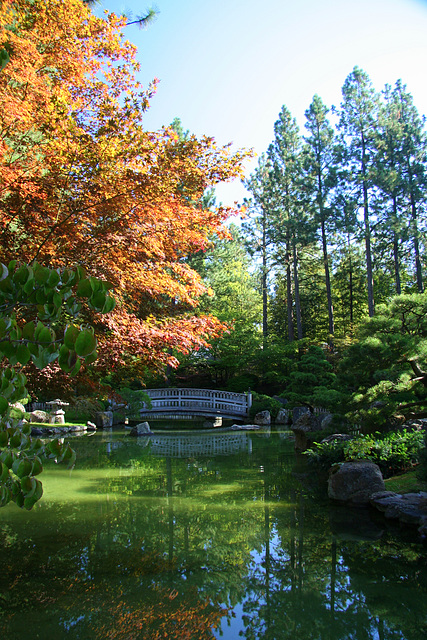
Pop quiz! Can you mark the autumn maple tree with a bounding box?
[0,0,249,383]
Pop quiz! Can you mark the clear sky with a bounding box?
[96,0,427,207]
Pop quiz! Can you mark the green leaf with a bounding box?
[0,396,9,414]
[103,295,116,313]
[37,325,53,345]
[0,340,17,360]
[0,450,13,467]
[90,291,106,310]
[14,265,32,285]
[23,321,35,341]
[31,456,43,476]
[13,458,33,478]
[0,486,11,507]
[1,382,15,399]
[64,325,79,350]
[24,481,43,510]
[21,423,31,436]
[23,277,36,294]
[14,491,24,508]
[20,475,35,495]
[74,329,96,357]
[31,346,52,370]
[84,350,98,365]
[76,278,92,297]
[16,344,31,365]
[34,265,50,284]
[58,344,78,373]
[9,431,23,448]
[48,270,60,287]
[0,461,9,482]
[0,48,10,72]
[52,291,62,309]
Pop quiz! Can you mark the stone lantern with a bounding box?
[46,399,69,424]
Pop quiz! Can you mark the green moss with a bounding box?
[385,469,427,494]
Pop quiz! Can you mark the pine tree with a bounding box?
[339,67,380,317]
[303,94,337,343]
[392,81,426,292]
[267,106,306,340]
[244,154,276,347]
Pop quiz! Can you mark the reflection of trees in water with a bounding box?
[0,433,426,639]
[239,462,427,640]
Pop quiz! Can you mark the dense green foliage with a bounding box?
[305,428,424,478]
[0,260,114,508]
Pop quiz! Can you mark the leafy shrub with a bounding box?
[249,393,281,420]
[116,388,152,418]
[305,428,424,478]
[304,439,347,468]
[67,396,105,422]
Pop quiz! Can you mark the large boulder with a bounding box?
[253,410,271,426]
[291,411,324,452]
[292,406,310,423]
[370,490,427,526]
[129,422,153,436]
[27,410,49,423]
[328,461,385,505]
[275,408,290,425]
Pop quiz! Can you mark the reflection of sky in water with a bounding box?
[214,602,246,640]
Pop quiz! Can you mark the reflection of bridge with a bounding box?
[140,388,252,420]
[150,432,252,458]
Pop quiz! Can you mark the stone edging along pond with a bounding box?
[328,460,427,541]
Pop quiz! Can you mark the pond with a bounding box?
[0,428,426,639]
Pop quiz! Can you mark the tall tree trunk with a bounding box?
[286,241,294,342]
[392,195,402,295]
[348,234,354,334]
[361,132,375,316]
[292,240,303,340]
[262,215,268,347]
[321,217,334,342]
[409,187,424,292]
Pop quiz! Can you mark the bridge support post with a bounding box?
[247,389,253,413]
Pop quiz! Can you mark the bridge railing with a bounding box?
[141,388,252,418]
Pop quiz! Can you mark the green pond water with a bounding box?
[0,428,426,640]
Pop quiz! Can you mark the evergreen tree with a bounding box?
[243,154,276,347]
[339,67,380,317]
[392,81,426,292]
[303,94,337,343]
[267,106,306,340]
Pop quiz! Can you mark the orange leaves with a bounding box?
[0,0,249,376]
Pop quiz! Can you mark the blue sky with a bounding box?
[97,0,427,206]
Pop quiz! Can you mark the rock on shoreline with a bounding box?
[370,490,427,540]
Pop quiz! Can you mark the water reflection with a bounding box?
[0,430,425,640]
[150,432,252,457]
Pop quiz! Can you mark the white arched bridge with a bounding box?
[139,388,252,420]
